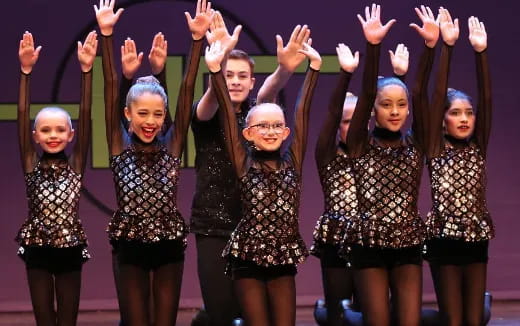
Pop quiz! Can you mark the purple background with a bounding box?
[1,0,518,311]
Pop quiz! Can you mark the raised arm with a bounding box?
[17,32,41,173]
[288,42,321,174]
[256,24,311,104]
[72,31,97,174]
[469,16,491,157]
[346,4,394,158]
[148,32,173,129]
[206,41,248,177]
[409,5,440,151]
[428,7,459,158]
[95,0,125,155]
[315,44,358,171]
[168,0,212,157]
[119,37,143,130]
[389,43,409,82]
[195,10,241,121]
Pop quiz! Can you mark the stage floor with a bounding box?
[1,302,519,325]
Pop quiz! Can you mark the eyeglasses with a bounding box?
[248,122,286,135]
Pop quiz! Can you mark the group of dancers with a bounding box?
[15,0,494,325]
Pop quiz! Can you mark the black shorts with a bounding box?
[424,238,489,265]
[314,243,349,269]
[349,245,423,270]
[18,245,89,274]
[112,239,185,270]
[228,257,297,281]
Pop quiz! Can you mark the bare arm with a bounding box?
[257,24,311,104]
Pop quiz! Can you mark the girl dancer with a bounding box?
[205,39,320,326]
[311,42,410,326]
[344,5,439,325]
[16,30,96,325]
[95,0,212,324]
[425,11,494,326]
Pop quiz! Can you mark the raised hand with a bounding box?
[438,7,459,46]
[185,0,214,40]
[78,31,98,73]
[149,32,168,75]
[120,38,143,79]
[389,43,409,76]
[94,0,124,36]
[357,4,396,45]
[298,41,322,70]
[205,40,226,73]
[336,43,359,73]
[276,24,311,72]
[409,5,439,48]
[19,32,42,74]
[468,16,487,52]
[205,11,242,53]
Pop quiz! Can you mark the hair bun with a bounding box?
[136,75,160,85]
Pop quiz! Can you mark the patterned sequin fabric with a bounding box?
[109,145,187,244]
[311,153,358,254]
[16,160,87,248]
[427,142,494,241]
[346,136,426,248]
[223,165,308,267]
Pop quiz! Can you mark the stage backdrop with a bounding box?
[1,0,518,311]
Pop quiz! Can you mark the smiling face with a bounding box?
[124,92,166,143]
[225,58,255,108]
[33,110,75,153]
[374,84,408,132]
[242,104,290,151]
[444,98,475,139]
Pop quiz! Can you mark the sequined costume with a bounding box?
[108,142,187,244]
[17,157,87,248]
[426,45,494,243]
[344,43,435,250]
[211,65,319,268]
[101,34,203,246]
[310,70,357,256]
[16,65,92,264]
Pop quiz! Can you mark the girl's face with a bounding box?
[33,112,74,153]
[374,84,408,132]
[125,92,166,143]
[444,98,475,139]
[243,106,290,152]
[339,103,355,143]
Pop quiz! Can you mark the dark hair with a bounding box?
[377,76,409,97]
[228,49,255,74]
[126,75,168,108]
[445,88,473,111]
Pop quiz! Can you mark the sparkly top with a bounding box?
[426,140,494,241]
[211,65,319,267]
[222,164,308,266]
[16,156,88,248]
[311,152,358,250]
[108,144,187,243]
[346,133,426,248]
[190,99,251,236]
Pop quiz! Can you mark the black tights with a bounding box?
[320,265,355,326]
[235,276,295,326]
[354,264,422,326]
[196,235,241,326]
[117,262,184,326]
[430,263,487,326]
[27,268,82,326]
